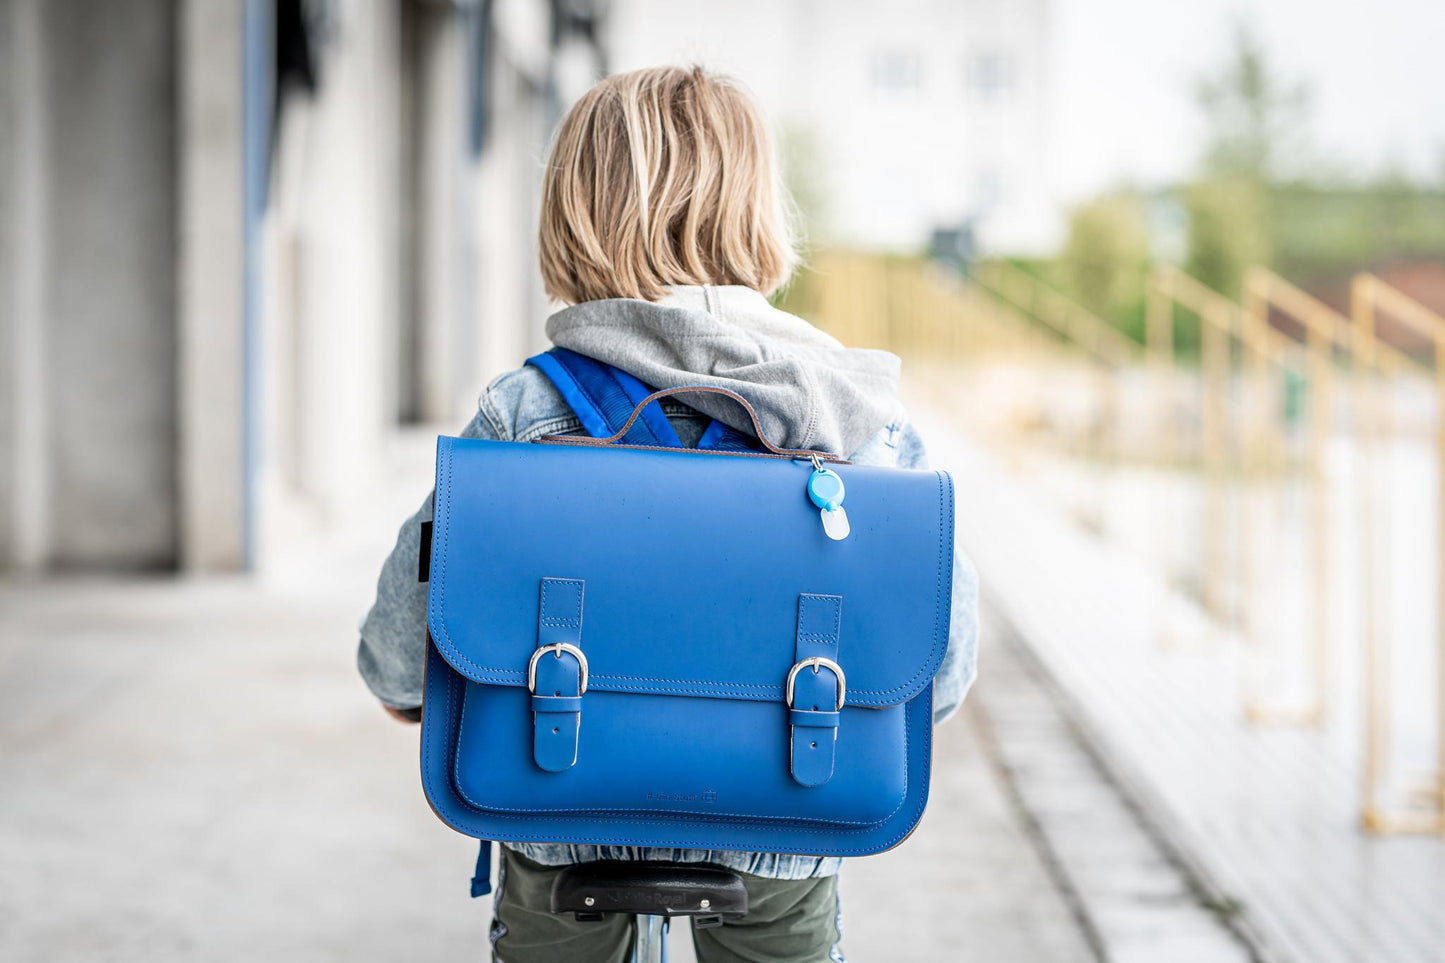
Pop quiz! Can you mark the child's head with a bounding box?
[539,65,797,305]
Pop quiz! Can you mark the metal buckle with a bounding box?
[528,642,589,695]
[785,657,845,711]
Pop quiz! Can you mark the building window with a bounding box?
[973,168,1004,213]
[872,51,922,94]
[966,51,1014,103]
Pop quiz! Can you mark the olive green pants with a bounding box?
[490,849,845,962]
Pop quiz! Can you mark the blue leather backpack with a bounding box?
[419,349,955,893]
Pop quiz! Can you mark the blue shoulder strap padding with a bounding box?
[696,416,759,452]
[527,347,682,446]
[526,347,759,451]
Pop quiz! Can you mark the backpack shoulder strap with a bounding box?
[527,347,684,446]
[526,347,758,451]
[695,415,763,452]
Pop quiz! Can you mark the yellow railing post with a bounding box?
[1244,270,1365,727]
[1304,313,1332,727]
[1201,301,1230,618]
[1145,269,1179,643]
[1148,268,1258,634]
[1435,338,1445,827]
[1352,272,1445,834]
[1354,274,1387,832]
[1238,277,1274,679]
[1146,269,1175,453]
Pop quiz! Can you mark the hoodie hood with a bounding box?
[545,285,903,456]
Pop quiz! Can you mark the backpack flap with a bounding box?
[422,434,954,855]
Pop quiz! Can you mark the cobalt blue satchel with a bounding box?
[420,349,954,889]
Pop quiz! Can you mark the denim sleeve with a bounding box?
[357,404,505,708]
[894,423,980,725]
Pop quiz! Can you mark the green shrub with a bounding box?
[1184,177,1270,299]
[1059,195,1151,332]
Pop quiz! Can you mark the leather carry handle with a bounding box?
[536,384,843,461]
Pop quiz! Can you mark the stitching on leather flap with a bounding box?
[539,578,584,627]
[426,439,953,708]
[797,593,842,644]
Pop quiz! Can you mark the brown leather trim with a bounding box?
[531,435,851,463]
[531,384,845,461]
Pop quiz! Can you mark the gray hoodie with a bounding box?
[548,285,906,456]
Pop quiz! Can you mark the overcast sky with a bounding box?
[1050,0,1445,200]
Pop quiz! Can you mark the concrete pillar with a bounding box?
[287,0,396,525]
[472,1,562,390]
[250,0,405,568]
[177,0,248,570]
[0,0,49,572]
[475,60,551,387]
[2,0,180,571]
[0,0,8,566]
[395,0,426,424]
[47,0,180,569]
[414,5,468,423]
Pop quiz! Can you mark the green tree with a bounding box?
[1184,178,1270,300]
[1195,23,1310,183]
[779,124,829,254]
[1059,194,1150,331]
[1185,24,1308,295]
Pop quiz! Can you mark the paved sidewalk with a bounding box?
[913,405,1445,963]
[0,428,1244,961]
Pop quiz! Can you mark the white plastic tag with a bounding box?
[821,506,851,541]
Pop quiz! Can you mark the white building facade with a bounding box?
[605,0,1056,255]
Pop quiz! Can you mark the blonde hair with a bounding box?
[539,65,798,304]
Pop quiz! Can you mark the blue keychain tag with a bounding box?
[807,468,845,511]
[807,467,850,541]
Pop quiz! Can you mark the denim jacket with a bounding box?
[359,297,980,880]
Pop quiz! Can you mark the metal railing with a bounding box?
[1147,267,1243,625]
[973,260,1142,369]
[798,252,1445,834]
[808,252,1053,359]
[1236,269,1343,725]
[1352,273,1445,833]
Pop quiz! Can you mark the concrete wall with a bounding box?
[45,0,179,569]
[1,0,593,575]
[177,0,247,571]
[0,0,19,568]
[411,3,468,423]
[2,0,180,571]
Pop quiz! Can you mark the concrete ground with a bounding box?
[914,402,1445,963]
[0,431,1248,962]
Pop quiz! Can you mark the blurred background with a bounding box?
[3,0,1445,960]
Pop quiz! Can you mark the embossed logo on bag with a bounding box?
[645,789,719,804]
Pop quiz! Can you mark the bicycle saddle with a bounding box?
[550,861,749,928]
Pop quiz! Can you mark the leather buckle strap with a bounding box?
[789,594,845,788]
[528,643,589,695]
[533,578,586,772]
[785,657,846,711]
